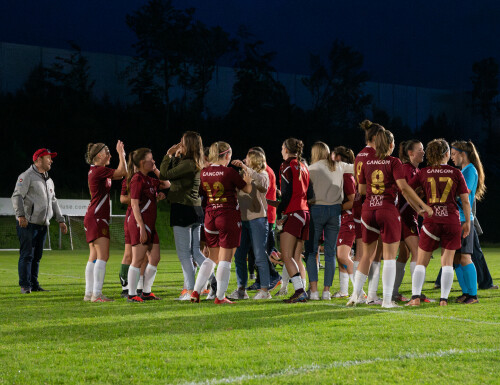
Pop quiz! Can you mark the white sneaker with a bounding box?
[228,289,249,300]
[83,293,92,302]
[275,287,288,297]
[175,292,191,301]
[382,300,402,308]
[333,291,349,298]
[366,296,383,305]
[322,291,331,300]
[308,291,320,300]
[253,290,272,300]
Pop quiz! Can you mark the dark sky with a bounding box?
[1,0,499,90]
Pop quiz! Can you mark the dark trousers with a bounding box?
[17,223,47,288]
[435,227,494,289]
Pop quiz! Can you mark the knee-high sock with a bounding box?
[393,261,406,296]
[412,265,426,297]
[367,261,381,299]
[137,275,144,291]
[119,264,130,289]
[194,259,216,293]
[382,260,396,304]
[216,261,231,300]
[281,265,290,288]
[339,271,349,294]
[462,263,478,296]
[353,261,359,275]
[93,260,106,296]
[352,271,368,299]
[291,274,304,291]
[410,262,417,278]
[454,264,468,295]
[302,278,307,291]
[127,266,140,296]
[143,264,157,293]
[440,266,454,299]
[85,261,94,295]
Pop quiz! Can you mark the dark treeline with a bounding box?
[2,0,499,239]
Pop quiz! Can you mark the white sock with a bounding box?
[352,271,368,298]
[412,265,426,297]
[194,258,216,293]
[382,260,396,304]
[393,261,406,296]
[216,261,231,300]
[93,260,106,296]
[137,275,144,291]
[339,272,349,294]
[281,265,290,287]
[353,261,359,274]
[302,278,307,291]
[85,261,94,295]
[143,264,157,294]
[410,262,417,278]
[440,266,454,300]
[367,261,381,299]
[349,273,355,287]
[291,275,304,291]
[127,266,140,296]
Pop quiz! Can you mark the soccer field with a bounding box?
[1,249,499,384]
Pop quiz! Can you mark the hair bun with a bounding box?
[359,120,373,131]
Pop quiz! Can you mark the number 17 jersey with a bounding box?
[201,164,247,212]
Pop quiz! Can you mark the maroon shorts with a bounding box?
[419,221,462,252]
[282,210,310,241]
[124,214,131,245]
[361,207,401,244]
[401,220,419,240]
[84,215,110,243]
[127,220,159,246]
[337,220,356,248]
[204,209,242,249]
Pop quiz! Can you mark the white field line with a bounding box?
[326,303,500,326]
[0,268,82,280]
[180,348,499,385]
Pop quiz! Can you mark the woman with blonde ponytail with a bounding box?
[83,140,127,302]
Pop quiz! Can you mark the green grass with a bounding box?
[0,249,499,384]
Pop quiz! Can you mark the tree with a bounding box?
[471,57,499,134]
[126,0,194,131]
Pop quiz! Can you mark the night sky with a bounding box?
[1,0,499,90]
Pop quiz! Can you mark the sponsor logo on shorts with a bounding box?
[369,195,383,207]
[435,206,449,217]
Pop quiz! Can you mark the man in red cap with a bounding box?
[11,148,67,293]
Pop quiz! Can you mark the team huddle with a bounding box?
[81,121,486,307]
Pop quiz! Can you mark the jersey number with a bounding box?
[427,177,453,203]
[356,162,363,184]
[203,182,227,203]
[371,170,385,194]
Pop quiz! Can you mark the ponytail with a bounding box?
[375,130,394,160]
[334,146,355,164]
[126,148,152,191]
[451,140,486,201]
[360,120,384,144]
[208,141,231,163]
[126,152,136,193]
[283,138,305,163]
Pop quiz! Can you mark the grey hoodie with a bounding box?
[11,165,65,226]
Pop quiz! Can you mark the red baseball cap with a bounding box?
[33,148,57,162]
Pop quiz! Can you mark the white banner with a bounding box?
[0,198,112,216]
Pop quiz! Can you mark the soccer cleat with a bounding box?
[308,291,320,300]
[246,282,260,291]
[91,294,114,302]
[393,293,409,302]
[127,295,144,303]
[214,297,235,304]
[366,297,383,305]
[120,289,129,298]
[83,293,92,301]
[253,290,272,300]
[333,291,349,298]
[463,296,479,305]
[419,295,436,303]
[268,276,282,291]
[175,292,191,301]
[381,301,402,308]
[141,292,161,301]
[283,290,308,303]
[202,289,210,295]
[190,291,200,303]
[275,287,288,297]
[228,289,249,300]
[455,294,468,303]
[20,287,31,294]
[322,291,332,300]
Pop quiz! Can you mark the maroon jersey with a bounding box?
[399,163,419,223]
[279,157,310,214]
[353,146,375,218]
[201,165,247,212]
[359,154,404,211]
[410,165,468,224]
[129,172,160,225]
[86,165,115,220]
[121,178,132,219]
[341,173,356,224]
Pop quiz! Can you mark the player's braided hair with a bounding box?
[86,142,106,165]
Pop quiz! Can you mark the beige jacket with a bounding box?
[237,168,269,221]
